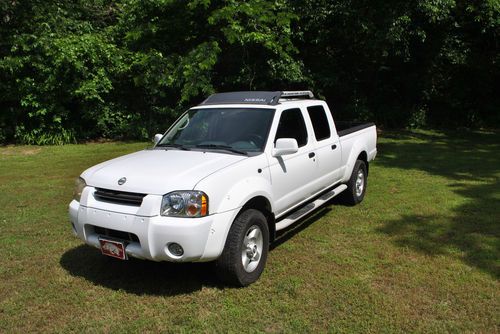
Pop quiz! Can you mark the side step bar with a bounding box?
[275,184,347,231]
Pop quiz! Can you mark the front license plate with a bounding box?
[99,238,127,260]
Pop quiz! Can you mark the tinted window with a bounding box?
[274,108,308,147]
[307,105,331,141]
[159,108,275,152]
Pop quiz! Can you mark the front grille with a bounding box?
[92,225,140,243]
[94,188,146,206]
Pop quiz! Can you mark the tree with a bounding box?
[0,0,498,144]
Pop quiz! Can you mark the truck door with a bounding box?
[305,104,342,187]
[268,107,319,216]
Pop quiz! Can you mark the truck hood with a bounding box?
[81,149,247,195]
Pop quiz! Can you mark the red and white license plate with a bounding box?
[99,238,127,260]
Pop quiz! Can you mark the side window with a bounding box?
[274,108,308,147]
[307,105,331,141]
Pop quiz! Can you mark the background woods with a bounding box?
[0,0,498,144]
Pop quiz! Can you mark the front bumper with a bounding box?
[69,199,236,262]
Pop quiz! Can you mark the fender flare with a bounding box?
[341,142,368,183]
[201,177,274,260]
[214,177,274,214]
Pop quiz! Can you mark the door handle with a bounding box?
[331,144,337,150]
[308,152,315,158]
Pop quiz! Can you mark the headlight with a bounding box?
[73,177,86,202]
[161,191,208,217]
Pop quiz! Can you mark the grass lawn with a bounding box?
[0,130,498,333]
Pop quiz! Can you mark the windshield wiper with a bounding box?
[195,144,248,156]
[156,143,191,151]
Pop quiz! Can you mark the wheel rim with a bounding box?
[355,169,364,197]
[241,225,264,273]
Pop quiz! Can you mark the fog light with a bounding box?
[168,243,184,256]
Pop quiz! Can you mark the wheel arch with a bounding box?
[342,142,369,182]
[239,196,276,242]
[357,151,369,175]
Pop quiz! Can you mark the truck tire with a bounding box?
[340,160,367,206]
[215,209,269,287]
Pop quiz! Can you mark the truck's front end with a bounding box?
[68,104,276,264]
[68,151,244,262]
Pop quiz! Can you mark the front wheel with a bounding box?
[340,160,367,206]
[215,209,269,286]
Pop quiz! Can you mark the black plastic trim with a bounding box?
[199,91,315,106]
[337,122,375,137]
[201,91,281,105]
[92,225,140,243]
[94,188,146,206]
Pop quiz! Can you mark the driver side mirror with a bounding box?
[272,138,298,157]
[153,133,163,145]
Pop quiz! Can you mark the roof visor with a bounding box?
[200,91,314,106]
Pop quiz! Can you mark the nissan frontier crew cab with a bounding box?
[69,91,377,286]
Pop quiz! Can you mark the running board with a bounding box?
[275,184,347,231]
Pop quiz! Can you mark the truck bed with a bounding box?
[336,121,375,137]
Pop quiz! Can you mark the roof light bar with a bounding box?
[280,91,314,99]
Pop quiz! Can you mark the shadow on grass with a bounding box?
[60,245,222,296]
[272,207,331,250]
[376,130,500,278]
[60,208,332,295]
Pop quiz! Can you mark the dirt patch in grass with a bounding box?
[0,146,42,156]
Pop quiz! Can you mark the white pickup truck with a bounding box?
[69,91,377,286]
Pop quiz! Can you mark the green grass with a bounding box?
[0,130,499,333]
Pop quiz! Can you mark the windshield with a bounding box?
[157,108,275,153]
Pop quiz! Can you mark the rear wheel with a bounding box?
[215,209,269,286]
[340,160,367,206]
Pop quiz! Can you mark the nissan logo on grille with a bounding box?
[118,177,127,185]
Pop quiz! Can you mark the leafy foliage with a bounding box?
[293,0,499,128]
[0,0,498,144]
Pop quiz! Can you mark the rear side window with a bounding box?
[307,105,331,141]
[274,108,308,147]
